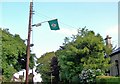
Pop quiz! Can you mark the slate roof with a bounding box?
[110,47,120,56]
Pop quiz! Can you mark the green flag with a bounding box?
[48,19,60,30]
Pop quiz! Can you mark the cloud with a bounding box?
[52,28,78,36]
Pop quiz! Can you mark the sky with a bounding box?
[0,0,119,58]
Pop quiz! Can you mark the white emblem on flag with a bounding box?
[51,23,56,27]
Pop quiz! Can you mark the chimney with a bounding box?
[104,35,112,48]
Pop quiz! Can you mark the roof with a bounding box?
[110,47,120,56]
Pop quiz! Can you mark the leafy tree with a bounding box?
[36,52,55,83]
[1,28,35,81]
[56,28,111,83]
[51,56,59,83]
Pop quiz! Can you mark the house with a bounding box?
[105,35,120,76]
[11,69,25,82]
[0,75,2,82]
[110,47,120,76]
[12,68,42,83]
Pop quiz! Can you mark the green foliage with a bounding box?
[29,53,35,69]
[1,28,35,81]
[51,56,59,83]
[96,76,120,84]
[1,29,26,81]
[79,29,111,73]
[56,48,83,83]
[79,69,103,84]
[79,69,96,83]
[56,28,112,83]
[36,52,55,82]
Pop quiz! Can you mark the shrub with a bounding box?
[96,76,120,84]
[79,69,104,84]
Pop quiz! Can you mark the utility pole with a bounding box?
[25,1,33,84]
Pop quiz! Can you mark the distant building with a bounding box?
[12,68,42,82]
[104,35,112,48]
[0,75,2,82]
[105,35,120,76]
[110,47,120,76]
[12,73,21,82]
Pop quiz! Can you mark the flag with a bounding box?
[48,19,60,30]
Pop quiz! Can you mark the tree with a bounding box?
[1,28,35,81]
[56,28,112,83]
[36,52,55,83]
[51,56,59,83]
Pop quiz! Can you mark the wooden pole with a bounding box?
[25,1,33,84]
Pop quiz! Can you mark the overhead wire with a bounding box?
[34,10,78,29]
[32,0,80,29]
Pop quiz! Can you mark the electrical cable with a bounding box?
[34,11,78,29]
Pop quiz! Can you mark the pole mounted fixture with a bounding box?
[32,19,60,31]
[32,20,49,27]
[25,0,60,83]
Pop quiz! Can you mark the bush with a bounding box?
[71,75,80,84]
[79,69,95,84]
[96,76,120,84]
[79,69,104,84]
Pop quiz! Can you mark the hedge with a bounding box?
[96,76,120,84]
